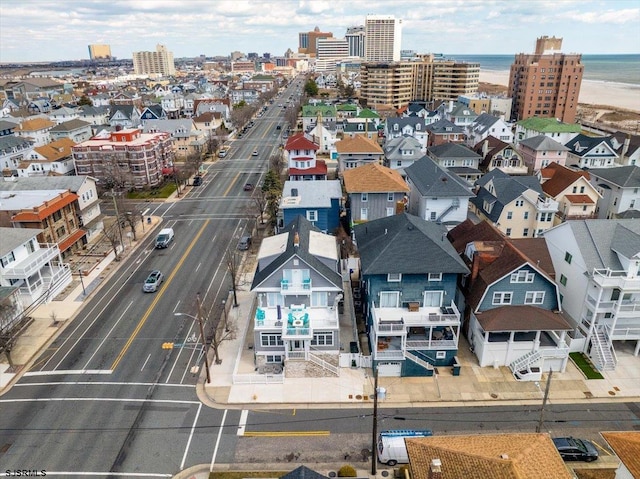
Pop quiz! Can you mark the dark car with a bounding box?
[192,175,202,186]
[243,183,254,191]
[237,235,252,251]
[552,437,599,462]
[276,125,282,130]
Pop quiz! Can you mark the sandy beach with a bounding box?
[480,70,640,113]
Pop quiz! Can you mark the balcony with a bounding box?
[2,243,61,279]
[592,269,640,289]
[254,305,338,332]
[280,278,312,294]
[372,301,461,334]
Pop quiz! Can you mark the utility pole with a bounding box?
[196,293,211,384]
[536,369,553,433]
[371,367,379,475]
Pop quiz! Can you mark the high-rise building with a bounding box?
[88,44,111,60]
[299,32,309,51]
[364,15,402,62]
[298,26,333,57]
[132,44,175,76]
[360,55,479,109]
[316,38,349,60]
[508,36,583,123]
[345,26,365,58]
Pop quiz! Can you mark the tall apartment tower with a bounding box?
[88,44,111,60]
[508,36,583,123]
[132,44,176,76]
[364,15,402,62]
[345,26,365,58]
[297,26,333,57]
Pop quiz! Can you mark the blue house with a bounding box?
[448,220,573,381]
[277,180,342,234]
[354,213,470,377]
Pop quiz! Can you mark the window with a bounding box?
[0,251,16,268]
[380,291,399,307]
[511,270,534,283]
[559,274,567,286]
[524,211,529,219]
[436,351,446,359]
[306,210,317,222]
[428,273,442,281]
[311,332,334,346]
[360,208,368,220]
[506,211,513,219]
[430,212,437,220]
[386,207,394,217]
[311,292,328,307]
[564,252,572,264]
[387,273,401,282]
[523,228,529,237]
[261,333,283,347]
[423,290,442,307]
[387,193,394,202]
[515,200,524,207]
[265,355,283,363]
[506,228,512,236]
[361,193,368,202]
[266,293,283,307]
[492,292,512,305]
[525,291,545,304]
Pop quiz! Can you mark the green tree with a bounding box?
[304,78,318,97]
[262,169,282,227]
[77,95,93,106]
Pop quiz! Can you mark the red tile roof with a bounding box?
[285,133,319,151]
[564,194,595,204]
[59,228,86,252]
[476,305,572,332]
[289,160,327,176]
[540,163,590,197]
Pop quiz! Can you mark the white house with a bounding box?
[588,165,640,219]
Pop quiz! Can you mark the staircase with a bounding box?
[308,352,339,376]
[436,198,460,222]
[405,351,435,374]
[509,350,543,381]
[590,329,617,371]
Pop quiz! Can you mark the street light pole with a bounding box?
[196,293,211,384]
[78,269,86,296]
[371,367,379,475]
[222,299,229,332]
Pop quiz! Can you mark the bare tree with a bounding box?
[102,221,122,260]
[225,247,241,308]
[98,154,135,193]
[252,188,268,225]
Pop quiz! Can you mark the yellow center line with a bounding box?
[222,172,240,197]
[110,220,210,371]
[243,431,330,437]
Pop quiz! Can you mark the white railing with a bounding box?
[375,350,405,360]
[592,269,640,289]
[2,244,60,278]
[287,351,306,360]
[308,352,339,376]
[232,372,285,384]
[406,339,457,350]
[404,351,434,371]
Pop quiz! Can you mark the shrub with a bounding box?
[337,464,357,477]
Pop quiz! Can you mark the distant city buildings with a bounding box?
[298,26,333,58]
[345,26,365,58]
[88,44,112,61]
[364,15,402,62]
[132,44,176,76]
[508,36,584,123]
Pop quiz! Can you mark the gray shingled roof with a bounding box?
[471,113,501,135]
[279,466,328,479]
[589,165,640,188]
[50,119,91,132]
[564,134,616,158]
[428,142,482,160]
[384,135,423,160]
[519,135,568,151]
[0,176,90,192]
[425,118,465,135]
[611,223,640,259]
[0,135,34,154]
[404,156,474,198]
[0,227,43,257]
[354,213,469,275]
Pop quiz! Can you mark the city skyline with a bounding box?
[1,0,639,63]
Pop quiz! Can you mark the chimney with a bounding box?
[621,135,630,162]
[428,458,442,479]
[293,232,300,248]
[482,139,489,156]
[471,250,481,283]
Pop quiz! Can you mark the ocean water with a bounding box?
[447,54,640,86]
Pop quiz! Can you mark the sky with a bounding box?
[1,0,639,63]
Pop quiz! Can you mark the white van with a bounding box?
[155,228,174,249]
[377,430,433,466]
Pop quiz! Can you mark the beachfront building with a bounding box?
[587,165,640,219]
[517,135,570,173]
[508,36,583,123]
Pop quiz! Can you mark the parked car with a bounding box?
[243,183,254,191]
[237,235,252,251]
[276,125,281,130]
[552,437,599,462]
[192,176,202,186]
[143,270,164,293]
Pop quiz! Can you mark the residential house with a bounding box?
[336,103,358,120]
[77,105,109,129]
[0,189,86,258]
[284,133,325,181]
[474,136,528,176]
[514,117,581,146]
[277,180,342,233]
[543,219,640,370]
[354,213,470,377]
[383,134,423,178]
[14,117,55,147]
[425,118,466,147]
[406,433,573,479]
[384,117,428,151]
[48,106,79,124]
[302,105,337,134]
[342,163,409,224]
[0,227,71,309]
[442,102,478,129]
[0,175,103,243]
[539,162,601,223]
[448,220,571,379]
[471,169,558,238]
[564,134,618,169]
[49,119,93,143]
[0,120,18,137]
[588,165,640,219]
[0,136,34,174]
[143,119,206,159]
[466,113,514,147]
[335,135,384,174]
[192,111,223,142]
[139,105,167,124]
[601,432,640,479]
[250,216,343,374]
[612,133,640,166]
[427,142,483,185]
[108,105,142,129]
[307,122,336,155]
[0,285,24,334]
[518,135,569,173]
[404,156,474,226]
[21,138,76,177]
[27,99,53,115]
[342,118,379,140]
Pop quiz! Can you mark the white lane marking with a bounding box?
[24,370,112,377]
[0,397,199,405]
[165,321,198,384]
[15,381,193,388]
[195,262,201,272]
[83,300,134,369]
[210,409,228,471]
[42,473,171,477]
[180,402,202,469]
[237,409,248,436]
[140,354,151,371]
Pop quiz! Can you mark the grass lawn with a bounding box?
[127,182,177,199]
[569,352,605,380]
[210,472,288,479]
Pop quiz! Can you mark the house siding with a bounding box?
[349,192,404,223]
[478,266,559,312]
[367,273,458,307]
